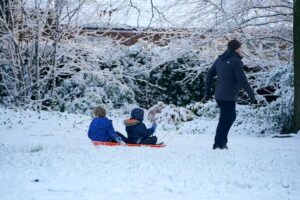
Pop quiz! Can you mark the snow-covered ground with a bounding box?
[0,107,299,200]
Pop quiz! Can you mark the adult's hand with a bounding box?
[201,95,210,103]
[250,97,258,105]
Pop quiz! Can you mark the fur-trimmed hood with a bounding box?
[124,119,140,127]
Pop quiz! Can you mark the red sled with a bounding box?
[92,141,166,148]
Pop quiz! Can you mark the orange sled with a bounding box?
[92,141,166,148]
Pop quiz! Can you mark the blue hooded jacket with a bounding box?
[124,108,155,144]
[87,117,121,142]
[124,119,155,143]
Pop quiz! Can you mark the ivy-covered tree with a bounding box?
[289,0,300,133]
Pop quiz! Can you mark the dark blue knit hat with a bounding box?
[131,108,144,121]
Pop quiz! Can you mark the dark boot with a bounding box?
[140,136,157,145]
[213,143,219,150]
[219,144,229,150]
[213,143,228,150]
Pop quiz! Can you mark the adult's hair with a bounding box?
[227,39,242,51]
[93,106,106,118]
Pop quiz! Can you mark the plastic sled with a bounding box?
[92,141,166,148]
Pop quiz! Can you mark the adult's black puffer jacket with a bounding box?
[205,49,255,102]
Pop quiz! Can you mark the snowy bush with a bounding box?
[0,33,293,135]
[0,0,294,135]
[52,72,135,114]
[133,52,206,108]
[185,60,293,134]
[147,102,195,128]
[187,100,219,119]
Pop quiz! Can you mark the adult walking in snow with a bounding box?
[205,39,257,150]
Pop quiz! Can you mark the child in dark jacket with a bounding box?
[88,106,126,143]
[124,108,158,145]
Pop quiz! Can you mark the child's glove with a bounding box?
[151,123,157,130]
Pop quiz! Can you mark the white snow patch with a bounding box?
[0,107,299,200]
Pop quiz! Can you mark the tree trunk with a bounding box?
[51,0,60,96]
[34,0,40,102]
[289,0,300,133]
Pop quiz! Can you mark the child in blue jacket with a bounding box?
[124,108,158,144]
[88,106,127,143]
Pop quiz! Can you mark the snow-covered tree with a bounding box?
[0,0,295,133]
[0,0,85,106]
[289,0,300,133]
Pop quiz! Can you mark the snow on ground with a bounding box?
[0,107,300,200]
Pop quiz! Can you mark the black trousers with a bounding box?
[140,136,157,145]
[116,132,157,145]
[116,132,129,143]
[214,100,236,146]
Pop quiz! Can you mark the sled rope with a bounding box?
[164,132,177,144]
[156,131,177,144]
[157,132,169,143]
